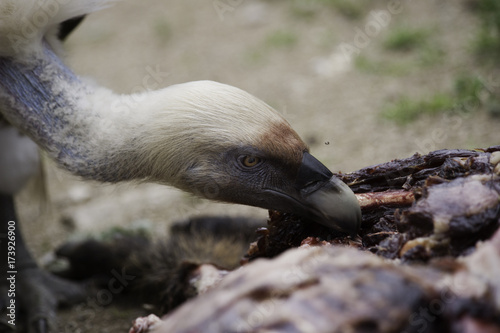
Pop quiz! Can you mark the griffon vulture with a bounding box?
[0,1,361,331]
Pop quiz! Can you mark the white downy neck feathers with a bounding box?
[0,0,303,193]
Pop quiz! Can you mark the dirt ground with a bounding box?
[13,0,500,332]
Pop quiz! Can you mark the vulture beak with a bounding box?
[265,152,361,237]
[294,152,361,236]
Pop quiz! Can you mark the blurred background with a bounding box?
[15,0,500,330]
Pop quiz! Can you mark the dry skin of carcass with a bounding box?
[55,147,500,332]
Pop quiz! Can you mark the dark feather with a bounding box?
[58,15,86,41]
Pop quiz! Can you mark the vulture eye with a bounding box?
[241,155,261,168]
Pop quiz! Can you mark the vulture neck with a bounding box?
[0,44,178,184]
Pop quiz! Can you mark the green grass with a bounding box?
[265,30,298,48]
[472,0,500,60]
[454,74,484,107]
[153,19,171,43]
[321,0,365,19]
[382,74,489,124]
[474,32,500,59]
[290,1,318,20]
[382,94,455,124]
[354,55,411,76]
[383,28,429,52]
[354,27,443,76]
[417,45,446,66]
[244,30,298,66]
[354,48,445,76]
[244,49,265,65]
[290,0,366,19]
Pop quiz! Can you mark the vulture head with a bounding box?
[0,1,361,236]
[131,81,361,235]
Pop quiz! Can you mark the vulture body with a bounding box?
[0,0,361,331]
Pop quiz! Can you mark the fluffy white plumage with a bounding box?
[0,3,363,328]
[0,0,113,57]
[0,0,115,193]
[0,0,304,197]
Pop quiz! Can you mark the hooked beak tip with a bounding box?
[303,176,361,237]
[296,152,361,236]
